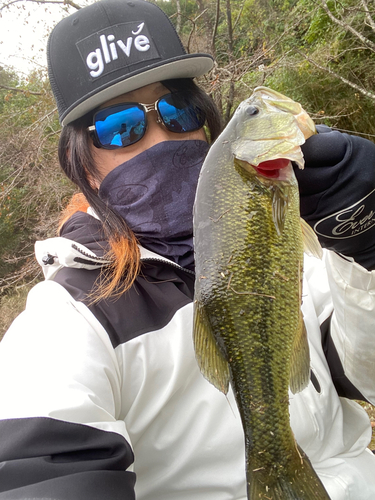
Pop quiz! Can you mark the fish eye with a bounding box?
[246,106,260,116]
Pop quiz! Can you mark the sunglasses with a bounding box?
[88,92,206,150]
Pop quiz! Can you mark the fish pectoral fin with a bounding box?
[289,312,311,394]
[300,218,323,259]
[193,300,230,395]
[272,185,289,236]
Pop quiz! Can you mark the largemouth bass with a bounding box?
[193,87,330,499]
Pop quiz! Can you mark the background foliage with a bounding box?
[0,0,374,335]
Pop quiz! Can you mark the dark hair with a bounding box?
[58,78,223,299]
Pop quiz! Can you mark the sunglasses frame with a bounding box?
[88,93,205,150]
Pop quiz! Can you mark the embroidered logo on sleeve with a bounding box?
[314,188,375,239]
[76,22,160,79]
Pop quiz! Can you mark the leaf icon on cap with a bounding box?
[132,23,144,35]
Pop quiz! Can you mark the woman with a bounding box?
[0,1,375,499]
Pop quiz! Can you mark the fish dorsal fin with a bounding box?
[193,300,230,394]
[300,218,323,259]
[289,311,311,394]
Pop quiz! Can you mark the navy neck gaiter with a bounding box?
[98,139,209,270]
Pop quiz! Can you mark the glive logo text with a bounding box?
[77,22,160,80]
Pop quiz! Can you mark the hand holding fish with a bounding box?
[296,124,375,270]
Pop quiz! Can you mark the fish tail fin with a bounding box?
[247,446,331,499]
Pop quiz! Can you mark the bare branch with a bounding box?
[0,260,41,293]
[330,45,374,59]
[175,0,181,34]
[211,0,220,57]
[0,0,81,12]
[297,51,375,100]
[0,84,43,95]
[319,0,375,51]
[186,9,208,54]
[332,127,375,139]
[361,0,375,31]
[196,0,214,40]
[224,0,235,122]
[232,0,246,33]
[225,0,234,59]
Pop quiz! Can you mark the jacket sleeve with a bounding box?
[298,126,375,271]
[0,280,136,500]
[324,250,375,405]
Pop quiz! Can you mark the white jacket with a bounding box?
[0,212,374,500]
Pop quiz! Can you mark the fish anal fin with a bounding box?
[193,300,230,394]
[301,218,323,259]
[289,312,310,394]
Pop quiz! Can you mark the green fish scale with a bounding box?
[195,158,304,478]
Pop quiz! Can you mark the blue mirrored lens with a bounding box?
[94,104,146,148]
[158,94,205,133]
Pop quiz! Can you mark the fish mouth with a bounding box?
[252,158,290,178]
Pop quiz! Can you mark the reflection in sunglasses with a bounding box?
[88,93,205,150]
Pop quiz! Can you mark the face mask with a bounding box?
[98,139,209,270]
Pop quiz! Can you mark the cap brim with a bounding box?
[61,54,214,126]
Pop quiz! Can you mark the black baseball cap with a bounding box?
[47,0,214,126]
